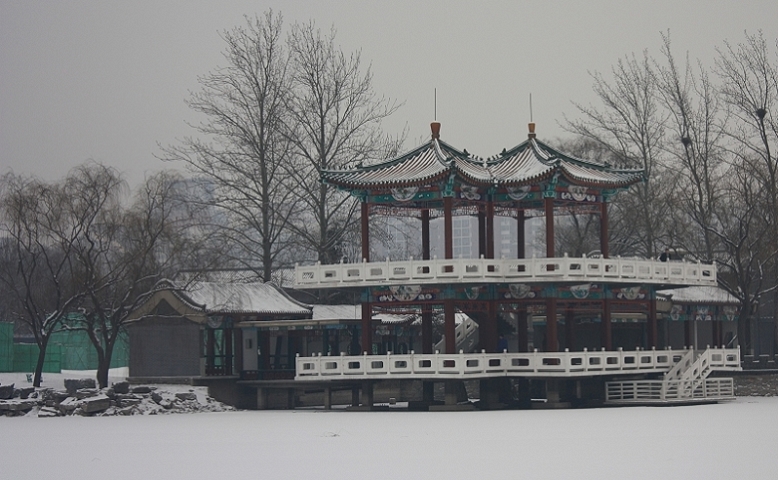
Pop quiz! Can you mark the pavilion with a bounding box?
[291,122,736,409]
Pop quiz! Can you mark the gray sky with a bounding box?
[2,1,778,187]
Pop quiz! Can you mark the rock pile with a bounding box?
[0,379,235,417]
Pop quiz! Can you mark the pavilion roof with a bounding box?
[320,139,465,189]
[320,125,645,191]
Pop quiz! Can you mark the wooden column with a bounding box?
[486,198,495,259]
[361,302,372,355]
[483,300,498,352]
[545,196,555,259]
[565,307,575,351]
[206,328,215,374]
[601,298,612,350]
[361,201,370,262]
[546,298,558,352]
[444,299,456,354]
[600,200,609,258]
[444,196,453,260]
[422,306,433,354]
[225,327,234,375]
[517,309,528,352]
[478,206,486,258]
[684,319,693,349]
[233,328,243,374]
[260,333,270,371]
[421,209,430,260]
[517,209,526,259]
[648,296,658,349]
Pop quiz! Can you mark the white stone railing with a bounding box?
[294,255,716,289]
[605,378,736,403]
[294,347,739,381]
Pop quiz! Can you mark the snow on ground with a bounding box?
[1,369,776,480]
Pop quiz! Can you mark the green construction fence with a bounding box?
[0,322,128,373]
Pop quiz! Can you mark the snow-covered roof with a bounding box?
[320,128,644,191]
[657,286,739,305]
[178,281,311,316]
[311,304,415,324]
[374,312,417,325]
[312,304,361,320]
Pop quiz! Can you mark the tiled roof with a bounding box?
[658,286,740,305]
[491,139,645,188]
[321,134,644,190]
[320,139,464,188]
[177,281,312,316]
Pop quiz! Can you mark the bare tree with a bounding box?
[710,160,777,353]
[162,11,298,282]
[566,51,674,258]
[716,31,778,353]
[655,32,728,263]
[284,21,403,265]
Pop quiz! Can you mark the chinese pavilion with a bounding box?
[289,122,736,409]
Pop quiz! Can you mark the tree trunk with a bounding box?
[33,338,49,388]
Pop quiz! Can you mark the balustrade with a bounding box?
[294,256,717,288]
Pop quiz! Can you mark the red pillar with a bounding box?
[361,302,372,355]
[421,209,430,260]
[361,201,370,262]
[517,209,526,259]
[600,200,609,258]
[648,296,658,349]
[545,197,555,259]
[444,300,456,354]
[517,309,528,352]
[478,206,486,258]
[546,298,558,352]
[444,196,453,260]
[565,307,575,351]
[486,198,495,259]
[422,306,433,354]
[483,300,498,352]
[602,299,612,350]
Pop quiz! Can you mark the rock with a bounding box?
[112,381,130,394]
[175,392,197,402]
[117,406,136,416]
[81,395,110,414]
[64,378,96,394]
[117,397,141,408]
[2,399,36,412]
[74,388,100,399]
[58,397,83,413]
[37,406,60,418]
[0,384,15,400]
[17,387,35,399]
[131,386,152,394]
[151,391,163,403]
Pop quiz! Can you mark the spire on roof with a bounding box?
[528,122,536,140]
[431,122,441,140]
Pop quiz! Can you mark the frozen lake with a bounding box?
[2,389,776,479]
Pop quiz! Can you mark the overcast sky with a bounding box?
[2,1,778,187]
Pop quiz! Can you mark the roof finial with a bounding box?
[528,122,536,139]
[431,121,441,140]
